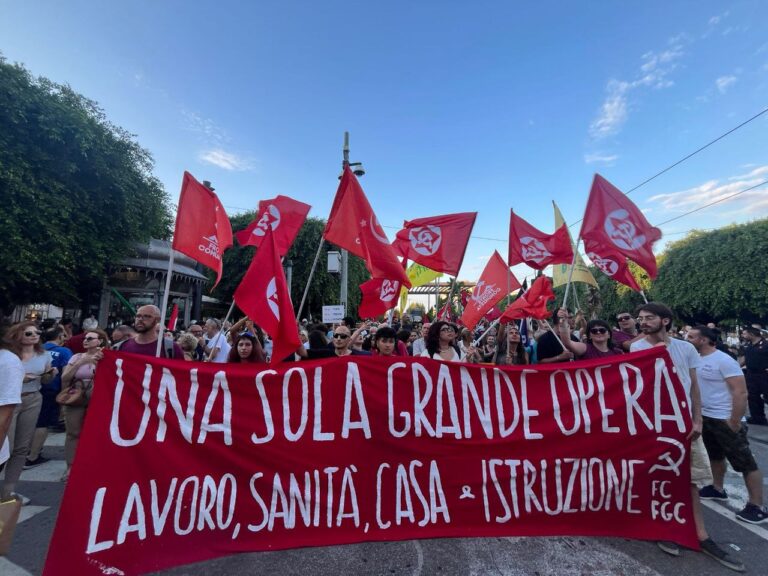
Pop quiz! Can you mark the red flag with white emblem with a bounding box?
[586,248,642,292]
[172,172,233,287]
[579,174,662,278]
[358,278,402,318]
[392,212,477,276]
[233,229,300,363]
[500,275,555,321]
[234,195,311,255]
[508,210,573,269]
[459,251,520,330]
[323,168,411,287]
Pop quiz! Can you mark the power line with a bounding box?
[653,178,768,227]
[569,105,768,228]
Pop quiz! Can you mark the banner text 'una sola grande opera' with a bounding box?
[43,347,696,576]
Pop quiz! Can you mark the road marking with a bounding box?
[701,500,768,541]
[18,504,50,524]
[0,557,34,576]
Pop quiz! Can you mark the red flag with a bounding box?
[579,174,661,278]
[437,301,455,322]
[324,168,410,287]
[393,212,477,276]
[459,251,519,330]
[172,172,233,286]
[233,230,300,363]
[234,195,311,255]
[166,304,179,331]
[586,249,642,292]
[501,276,555,321]
[508,210,574,269]
[358,278,402,318]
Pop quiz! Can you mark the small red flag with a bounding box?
[459,251,520,331]
[166,304,179,331]
[358,278,402,318]
[579,174,661,278]
[233,230,300,363]
[323,168,410,287]
[586,249,642,292]
[234,195,311,255]
[436,301,456,322]
[500,276,555,321]
[172,172,233,287]
[393,212,477,276]
[508,210,574,269]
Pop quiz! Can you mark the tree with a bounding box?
[210,215,370,320]
[654,220,768,324]
[0,55,172,313]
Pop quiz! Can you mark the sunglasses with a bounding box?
[83,336,100,342]
[333,333,350,340]
[24,331,41,337]
[590,328,608,335]
[440,327,455,332]
[616,315,632,322]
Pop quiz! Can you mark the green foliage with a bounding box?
[210,215,370,320]
[0,55,172,312]
[654,220,768,323]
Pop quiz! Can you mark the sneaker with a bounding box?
[656,541,680,556]
[699,485,729,500]
[23,455,49,469]
[746,416,768,426]
[699,538,745,572]
[11,492,30,506]
[736,503,768,524]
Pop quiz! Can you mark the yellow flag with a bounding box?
[552,201,598,288]
[399,263,443,312]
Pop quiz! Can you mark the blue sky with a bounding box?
[2,1,767,282]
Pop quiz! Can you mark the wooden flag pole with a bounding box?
[155,250,176,357]
[640,290,649,304]
[540,318,569,355]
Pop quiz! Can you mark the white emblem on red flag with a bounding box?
[379,280,399,302]
[408,225,442,256]
[266,277,280,320]
[588,252,619,276]
[199,235,222,260]
[519,236,553,264]
[604,209,646,251]
[253,204,281,237]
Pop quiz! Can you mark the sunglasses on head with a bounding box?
[616,315,632,322]
[24,330,41,337]
[590,327,608,335]
[333,333,349,340]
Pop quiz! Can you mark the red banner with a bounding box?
[44,348,697,576]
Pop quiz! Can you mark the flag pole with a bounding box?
[561,238,581,311]
[473,317,500,347]
[205,300,237,362]
[155,250,176,357]
[295,238,324,322]
[540,318,569,354]
[640,290,649,304]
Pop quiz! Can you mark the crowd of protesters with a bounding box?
[1,302,767,571]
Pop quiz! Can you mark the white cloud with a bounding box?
[708,11,729,26]
[584,152,619,164]
[648,166,768,221]
[181,108,230,145]
[198,149,255,171]
[590,38,685,140]
[716,75,737,93]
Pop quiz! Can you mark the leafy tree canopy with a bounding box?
[654,219,768,324]
[209,215,370,321]
[0,55,173,312]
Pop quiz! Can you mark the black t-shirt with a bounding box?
[536,330,579,361]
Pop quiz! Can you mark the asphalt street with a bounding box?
[4,427,768,576]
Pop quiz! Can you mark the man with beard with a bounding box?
[631,303,744,571]
[119,305,183,358]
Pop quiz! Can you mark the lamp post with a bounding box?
[340,132,365,317]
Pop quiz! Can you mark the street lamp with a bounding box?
[340,131,364,317]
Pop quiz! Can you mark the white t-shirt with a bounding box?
[412,338,427,356]
[0,349,24,465]
[696,349,744,419]
[631,337,701,399]
[420,348,466,362]
[205,332,231,363]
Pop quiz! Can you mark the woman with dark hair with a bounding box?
[1,321,56,501]
[60,327,109,482]
[557,308,623,359]
[421,321,469,362]
[227,333,267,363]
[494,323,530,365]
[371,326,410,357]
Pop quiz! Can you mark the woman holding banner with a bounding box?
[557,309,623,360]
[59,328,108,482]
